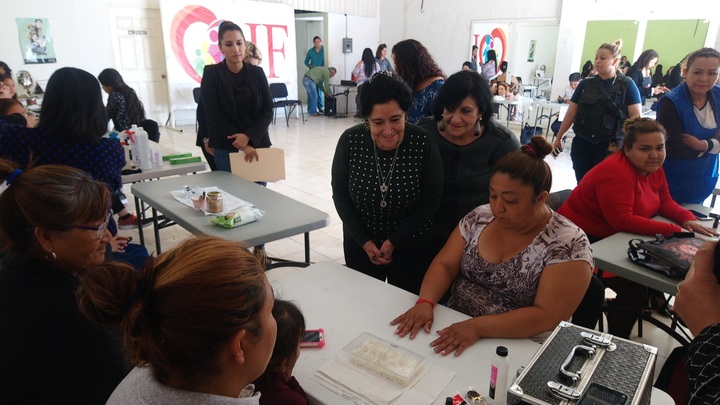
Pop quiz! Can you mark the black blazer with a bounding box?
[200,61,273,151]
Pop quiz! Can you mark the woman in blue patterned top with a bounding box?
[98,68,146,132]
[392,39,446,124]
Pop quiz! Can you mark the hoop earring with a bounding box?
[438,119,446,132]
[47,250,57,261]
[474,120,483,136]
[364,120,370,131]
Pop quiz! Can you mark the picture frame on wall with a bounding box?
[527,40,536,62]
[16,18,57,64]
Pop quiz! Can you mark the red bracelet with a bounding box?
[416,298,435,309]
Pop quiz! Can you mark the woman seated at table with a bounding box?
[0,160,129,404]
[332,71,443,295]
[77,236,276,403]
[419,70,519,245]
[0,67,148,266]
[558,117,717,338]
[391,137,593,356]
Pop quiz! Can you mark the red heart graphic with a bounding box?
[170,5,223,83]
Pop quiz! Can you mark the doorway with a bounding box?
[109,7,170,124]
[295,13,326,106]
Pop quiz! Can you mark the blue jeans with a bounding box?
[213,148,234,172]
[303,76,319,114]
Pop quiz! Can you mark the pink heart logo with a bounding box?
[170,5,224,83]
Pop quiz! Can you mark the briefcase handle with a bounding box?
[560,344,596,383]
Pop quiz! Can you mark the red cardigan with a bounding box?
[254,371,309,405]
[559,152,694,239]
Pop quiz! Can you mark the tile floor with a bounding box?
[121,111,686,381]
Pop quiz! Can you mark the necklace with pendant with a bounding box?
[373,142,400,208]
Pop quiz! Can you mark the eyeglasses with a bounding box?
[70,212,112,239]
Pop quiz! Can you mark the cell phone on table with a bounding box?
[689,209,710,220]
[300,328,325,348]
[577,383,627,405]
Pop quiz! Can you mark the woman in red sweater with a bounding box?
[559,117,716,338]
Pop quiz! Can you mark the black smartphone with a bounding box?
[689,209,709,219]
[577,383,627,405]
[300,328,325,348]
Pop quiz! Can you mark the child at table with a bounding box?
[254,299,310,405]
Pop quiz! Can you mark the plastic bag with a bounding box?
[210,206,264,229]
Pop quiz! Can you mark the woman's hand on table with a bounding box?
[241,145,259,162]
[228,132,250,150]
[681,133,707,151]
[390,302,434,339]
[683,220,719,237]
[363,240,389,265]
[430,319,480,357]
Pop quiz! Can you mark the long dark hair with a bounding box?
[392,39,445,90]
[375,44,387,59]
[362,48,375,79]
[39,67,108,143]
[632,49,659,70]
[98,68,146,125]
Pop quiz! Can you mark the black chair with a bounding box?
[192,87,201,133]
[139,119,160,143]
[270,83,304,126]
[572,274,605,329]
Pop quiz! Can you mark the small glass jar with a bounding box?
[207,191,223,213]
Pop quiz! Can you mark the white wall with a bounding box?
[326,13,380,82]
[378,0,562,78]
[0,0,128,82]
[380,0,720,99]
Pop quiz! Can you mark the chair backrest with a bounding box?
[192,87,201,104]
[572,274,604,329]
[270,83,289,99]
[546,189,572,211]
[139,119,160,143]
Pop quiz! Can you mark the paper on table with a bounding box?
[170,186,251,216]
[314,354,454,405]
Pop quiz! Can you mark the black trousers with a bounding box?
[343,236,437,295]
[570,136,613,183]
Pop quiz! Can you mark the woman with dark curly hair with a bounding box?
[419,70,519,243]
[332,72,443,294]
[391,39,445,123]
[98,68,146,132]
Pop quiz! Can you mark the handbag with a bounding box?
[626,232,704,279]
[521,123,543,144]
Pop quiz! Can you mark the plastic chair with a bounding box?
[192,87,201,133]
[139,119,160,143]
[270,83,304,126]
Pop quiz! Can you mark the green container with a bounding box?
[162,153,192,161]
[169,156,202,165]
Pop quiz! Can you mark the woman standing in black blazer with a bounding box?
[200,21,273,172]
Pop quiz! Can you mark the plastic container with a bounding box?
[343,332,425,387]
[135,126,152,170]
[207,191,223,213]
[489,346,509,404]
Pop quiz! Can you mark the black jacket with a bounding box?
[200,61,273,151]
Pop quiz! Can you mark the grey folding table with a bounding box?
[131,171,330,264]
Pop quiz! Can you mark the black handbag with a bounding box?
[627,232,704,279]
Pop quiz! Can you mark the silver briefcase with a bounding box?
[508,322,656,405]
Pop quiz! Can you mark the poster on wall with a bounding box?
[16,18,57,64]
[470,22,511,68]
[527,40,536,62]
[159,0,297,109]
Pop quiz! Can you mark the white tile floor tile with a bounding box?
[124,116,685,381]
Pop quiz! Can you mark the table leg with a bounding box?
[304,232,310,264]
[151,207,162,254]
[135,195,145,247]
